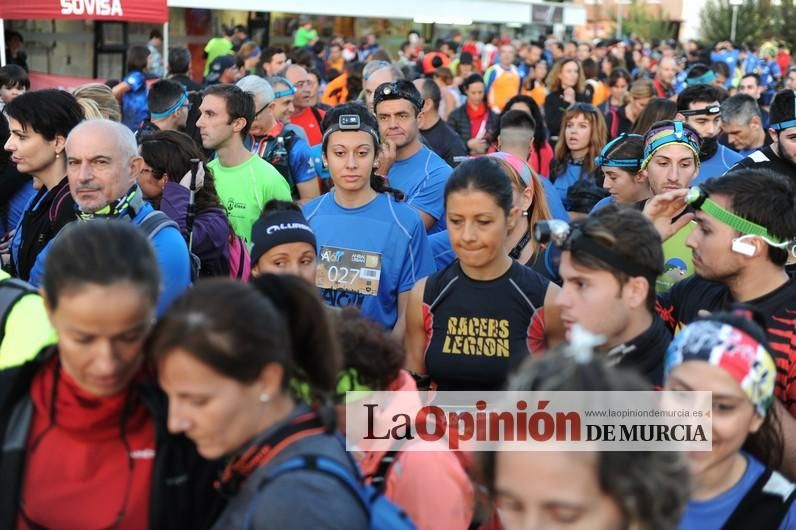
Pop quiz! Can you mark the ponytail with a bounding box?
[148,278,340,404]
[371,173,405,201]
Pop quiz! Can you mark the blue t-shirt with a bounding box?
[387,146,452,234]
[590,195,614,214]
[5,180,36,234]
[692,144,744,186]
[121,71,149,132]
[303,191,435,328]
[678,453,796,530]
[551,161,590,209]
[540,177,569,222]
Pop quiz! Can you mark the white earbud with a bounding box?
[731,235,757,257]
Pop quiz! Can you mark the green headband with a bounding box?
[686,187,788,246]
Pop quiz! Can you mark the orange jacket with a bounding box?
[322,73,349,106]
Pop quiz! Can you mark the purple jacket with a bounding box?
[159,182,230,277]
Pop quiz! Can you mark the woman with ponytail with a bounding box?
[151,275,368,530]
[303,103,435,330]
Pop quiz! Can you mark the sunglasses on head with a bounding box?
[568,102,598,113]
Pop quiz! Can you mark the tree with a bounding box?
[623,1,678,42]
[699,0,770,45]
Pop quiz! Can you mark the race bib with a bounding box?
[316,245,382,296]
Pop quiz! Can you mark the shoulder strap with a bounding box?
[244,454,369,530]
[369,449,401,493]
[609,108,619,139]
[138,210,179,241]
[722,467,796,530]
[0,278,37,346]
[310,107,324,130]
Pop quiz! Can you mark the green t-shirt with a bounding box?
[204,37,234,76]
[657,221,696,293]
[293,27,318,48]
[0,270,56,369]
[209,155,292,243]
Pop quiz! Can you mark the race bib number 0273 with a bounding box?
[316,245,382,296]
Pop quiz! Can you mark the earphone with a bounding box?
[731,235,757,257]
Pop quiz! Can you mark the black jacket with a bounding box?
[543,90,589,141]
[446,104,499,154]
[0,349,224,530]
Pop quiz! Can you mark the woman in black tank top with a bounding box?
[405,157,565,391]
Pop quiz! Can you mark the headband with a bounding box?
[595,133,643,168]
[321,113,380,147]
[150,90,188,119]
[373,82,424,114]
[250,210,317,265]
[664,320,776,417]
[770,90,796,131]
[488,151,534,191]
[641,121,701,170]
[686,186,789,247]
[686,70,716,86]
[272,77,297,99]
[678,104,721,117]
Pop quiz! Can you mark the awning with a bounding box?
[0,0,168,24]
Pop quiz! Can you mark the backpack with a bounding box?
[257,129,301,200]
[138,210,202,281]
[244,451,417,530]
[0,277,37,344]
[721,467,796,530]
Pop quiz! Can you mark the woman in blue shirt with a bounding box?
[665,311,796,530]
[548,103,607,213]
[303,103,434,330]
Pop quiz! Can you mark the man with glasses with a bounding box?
[675,84,742,185]
[373,80,452,234]
[136,80,191,142]
[237,75,320,202]
[280,64,325,146]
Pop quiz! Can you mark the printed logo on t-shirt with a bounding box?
[442,316,510,356]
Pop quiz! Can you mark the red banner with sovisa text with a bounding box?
[0,0,167,24]
[29,71,106,91]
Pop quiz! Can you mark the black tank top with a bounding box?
[422,260,550,391]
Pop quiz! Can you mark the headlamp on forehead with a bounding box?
[595,133,643,168]
[321,113,380,146]
[770,90,796,131]
[686,186,794,253]
[679,104,721,117]
[533,220,660,279]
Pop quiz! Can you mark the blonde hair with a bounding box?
[72,83,121,122]
[546,59,585,94]
[629,79,655,100]
[77,97,104,120]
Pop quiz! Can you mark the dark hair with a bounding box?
[460,73,486,98]
[701,168,796,266]
[259,47,285,67]
[202,84,255,137]
[149,29,163,40]
[769,89,796,126]
[631,97,677,135]
[149,276,341,403]
[0,64,29,90]
[570,205,664,311]
[263,199,302,215]
[711,61,730,80]
[337,307,405,391]
[43,221,160,310]
[607,67,632,88]
[685,63,711,81]
[582,58,598,80]
[478,352,690,530]
[502,94,547,157]
[167,47,191,75]
[741,72,761,86]
[147,79,185,114]
[6,89,84,142]
[499,109,535,133]
[444,157,514,217]
[676,84,723,112]
[126,45,151,73]
[601,133,644,173]
[321,103,405,201]
[138,130,224,214]
[417,77,441,112]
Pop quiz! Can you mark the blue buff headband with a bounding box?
[272,77,297,99]
[640,121,701,170]
[595,133,643,168]
[150,90,189,119]
[686,70,716,86]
